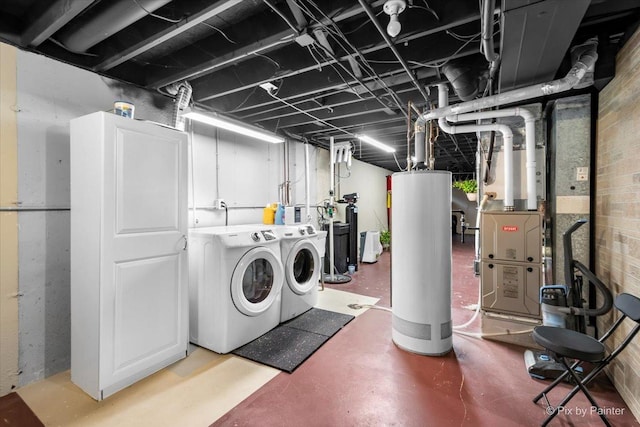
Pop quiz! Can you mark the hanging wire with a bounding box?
[201,22,238,44]
[263,0,300,34]
[131,0,182,23]
[49,38,99,56]
[342,10,384,35]
[252,52,281,69]
[446,29,480,41]
[407,0,440,21]
[267,89,352,137]
[311,44,365,98]
[392,152,406,171]
[306,45,324,71]
[290,0,408,116]
[130,58,187,69]
[230,86,260,112]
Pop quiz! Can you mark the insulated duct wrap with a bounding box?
[442,61,479,101]
[57,0,172,52]
[391,171,452,355]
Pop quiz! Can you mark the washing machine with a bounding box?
[188,225,284,354]
[275,224,323,322]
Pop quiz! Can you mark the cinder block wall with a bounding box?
[596,26,640,419]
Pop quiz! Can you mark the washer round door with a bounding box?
[231,247,284,316]
[285,240,320,295]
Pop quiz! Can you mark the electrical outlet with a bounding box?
[576,167,588,181]
[213,199,225,209]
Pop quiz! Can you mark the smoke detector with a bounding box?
[383,0,406,38]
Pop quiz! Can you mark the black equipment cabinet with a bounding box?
[345,203,358,271]
[322,222,350,274]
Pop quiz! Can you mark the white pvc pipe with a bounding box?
[305,143,311,223]
[524,116,537,211]
[421,43,597,122]
[482,0,500,79]
[329,137,336,280]
[437,84,515,210]
[448,107,538,210]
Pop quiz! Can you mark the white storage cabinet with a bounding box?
[70,112,188,400]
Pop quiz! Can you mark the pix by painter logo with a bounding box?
[545,405,626,417]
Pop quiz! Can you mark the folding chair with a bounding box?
[532,293,640,426]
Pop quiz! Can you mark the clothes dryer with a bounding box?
[275,224,322,322]
[188,225,284,353]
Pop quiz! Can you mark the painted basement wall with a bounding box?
[0,42,19,396]
[316,148,392,249]
[596,25,640,420]
[0,43,391,392]
[13,46,173,387]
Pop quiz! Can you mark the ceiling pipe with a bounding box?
[357,0,431,103]
[419,40,598,122]
[437,84,515,211]
[447,107,537,210]
[56,0,172,53]
[415,41,597,210]
[442,61,480,101]
[481,0,500,82]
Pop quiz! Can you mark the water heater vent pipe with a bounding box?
[447,107,537,210]
[421,41,597,121]
[437,84,515,210]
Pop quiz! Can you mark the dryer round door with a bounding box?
[286,240,320,295]
[231,246,284,316]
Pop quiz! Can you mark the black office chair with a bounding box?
[532,293,640,426]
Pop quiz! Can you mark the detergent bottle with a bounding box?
[275,204,285,225]
[263,204,276,224]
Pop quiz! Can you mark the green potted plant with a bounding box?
[453,179,478,201]
[379,230,391,250]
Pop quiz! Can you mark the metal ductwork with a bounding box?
[168,81,192,131]
[56,0,172,53]
[498,0,590,92]
[442,60,481,101]
[419,40,598,122]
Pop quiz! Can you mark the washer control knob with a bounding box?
[299,228,306,235]
[251,232,261,242]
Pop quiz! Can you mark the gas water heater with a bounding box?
[391,170,452,355]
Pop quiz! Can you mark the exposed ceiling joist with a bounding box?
[95,0,244,72]
[21,0,94,47]
[1,0,636,173]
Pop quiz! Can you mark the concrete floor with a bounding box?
[5,236,639,426]
[216,238,639,427]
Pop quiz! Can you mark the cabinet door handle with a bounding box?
[182,235,188,251]
[527,267,533,273]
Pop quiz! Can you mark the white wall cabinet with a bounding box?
[70,112,188,400]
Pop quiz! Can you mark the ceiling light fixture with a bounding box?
[383,0,406,38]
[183,110,284,144]
[357,134,396,153]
